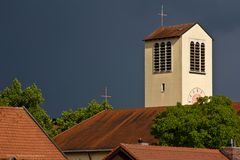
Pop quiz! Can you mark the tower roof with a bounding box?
[144,23,196,41]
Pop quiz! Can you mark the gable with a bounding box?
[105,148,135,160]
[181,23,213,41]
[0,107,67,160]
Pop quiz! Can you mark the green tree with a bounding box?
[54,108,85,134]
[55,99,112,134]
[0,79,56,137]
[151,96,240,148]
[84,99,112,118]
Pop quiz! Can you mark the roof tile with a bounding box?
[106,143,229,160]
[55,104,240,152]
[54,107,166,151]
[144,23,196,41]
[0,107,67,160]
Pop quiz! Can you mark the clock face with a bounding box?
[187,87,205,104]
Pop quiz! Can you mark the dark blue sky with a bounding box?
[0,0,239,117]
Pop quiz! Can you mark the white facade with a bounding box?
[145,23,212,107]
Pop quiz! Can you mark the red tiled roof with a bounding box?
[144,23,196,41]
[105,143,229,160]
[54,107,166,151]
[0,107,67,160]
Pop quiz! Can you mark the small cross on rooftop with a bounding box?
[158,5,167,26]
[101,87,111,102]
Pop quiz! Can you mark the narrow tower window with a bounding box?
[160,42,166,72]
[195,42,200,72]
[161,83,165,92]
[190,41,195,71]
[153,43,160,72]
[166,41,172,71]
[201,43,205,72]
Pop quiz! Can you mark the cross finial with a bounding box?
[158,5,167,26]
[101,87,111,102]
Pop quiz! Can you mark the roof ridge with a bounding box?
[144,22,197,41]
[150,145,217,150]
[54,109,110,138]
[0,106,23,109]
[123,144,220,153]
[163,22,196,28]
[108,107,166,111]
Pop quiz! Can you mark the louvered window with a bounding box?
[153,43,160,72]
[201,43,205,72]
[166,42,172,71]
[160,42,166,72]
[190,41,195,71]
[190,41,205,74]
[153,41,172,73]
[195,42,200,71]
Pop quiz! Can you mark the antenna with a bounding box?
[101,87,111,103]
[158,4,167,26]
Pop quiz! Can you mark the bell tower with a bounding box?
[144,23,213,107]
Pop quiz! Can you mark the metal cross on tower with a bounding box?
[101,87,111,102]
[158,5,167,26]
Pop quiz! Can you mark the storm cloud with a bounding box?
[0,0,239,117]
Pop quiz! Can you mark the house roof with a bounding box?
[55,103,240,152]
[54,107,166,151]
[0,107,67,160]
[144,23,196,41]
[104,143,229,160]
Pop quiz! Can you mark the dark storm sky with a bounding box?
[0,0,239,117]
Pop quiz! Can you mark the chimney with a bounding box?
[138,138,149,146]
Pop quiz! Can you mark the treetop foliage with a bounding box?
[0,79,44,108]
[151,96,240,149]
[0,79,113,137]
[0,79,55,136]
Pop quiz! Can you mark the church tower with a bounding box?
[144,23,213,107]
